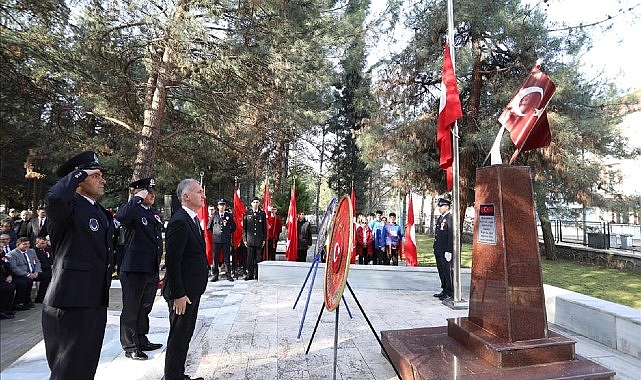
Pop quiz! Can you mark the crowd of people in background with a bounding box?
[0,208,51,319]
[354,210,404,266]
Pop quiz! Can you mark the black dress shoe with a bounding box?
[226,275,234,282]
[140,342,163,351]
[125,349,148,360]
[439,294,453,301]
[0,311,14,319]
[210,275,219,282]
[243,275,253,281]
[12,304,29,311]
[433,292,444,298]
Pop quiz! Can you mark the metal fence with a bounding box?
[538,220,640,250]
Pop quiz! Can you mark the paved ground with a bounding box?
[1,266,640,379]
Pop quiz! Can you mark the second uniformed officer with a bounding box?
[207,198,236,282]
[116,177,164,360]
[243,197,266,280]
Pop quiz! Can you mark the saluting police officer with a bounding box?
[42,151,115,380]
[207,198,236,282]
[115,178,164,361]
[243,197,267,280]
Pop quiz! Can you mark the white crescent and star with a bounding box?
[508,86,545,117]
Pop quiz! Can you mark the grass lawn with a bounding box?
[414,234,641,309]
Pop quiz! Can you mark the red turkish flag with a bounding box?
[232,188,245,249]
[262,183,273,260]
[198,197,214,265]
[437,42,462,191]
[498,63,556,163]
[350,185,356,217]
[403,193,418,266]
[285,184,298,261]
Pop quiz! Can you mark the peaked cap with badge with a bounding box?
[217,198,226,205]
[129,177,156,191]
[55,151,103,177]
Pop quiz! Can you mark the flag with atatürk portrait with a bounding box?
[437,42,463,191]
[499,63,556,163]
[285,184,298,261]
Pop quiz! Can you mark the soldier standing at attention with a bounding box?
[42,151,115,379]
[433,197,454,301]
[207,198,236,282]
[243,197,266,280]
[116,177,164,360]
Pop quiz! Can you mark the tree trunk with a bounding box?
[132,46,172,181]
[538,210,557,260]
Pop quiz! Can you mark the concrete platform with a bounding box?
[1,262,640,379]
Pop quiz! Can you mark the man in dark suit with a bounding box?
[207,198,236,282]
[243,196,267,280]
[116,177,164,361]
[33,236,53,303]
[27,207,48,245]
[433,196,454,301]
[162,178,208,380]
[42,151,115,380]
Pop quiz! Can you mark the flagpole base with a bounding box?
[442,298,468,310]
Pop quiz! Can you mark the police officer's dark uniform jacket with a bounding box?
[116,191,163,273]
[243,208,267,247]
[45,166,114,308]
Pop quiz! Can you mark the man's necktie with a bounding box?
[194,216,202,235]
[24,252,33,273]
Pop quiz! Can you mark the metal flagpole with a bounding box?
[447,0,465,308]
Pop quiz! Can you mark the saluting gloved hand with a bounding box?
[135,189,149,199]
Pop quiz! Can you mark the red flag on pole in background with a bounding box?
[403,193,418,266]
[498,63,556,164]
[232,188,245,249]
[198,197,214,266]
[350,184,356,217]
[437,42,463,191]
[262,183,273,261]
[285,183,298,261]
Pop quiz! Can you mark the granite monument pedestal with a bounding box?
[381,166,615,379]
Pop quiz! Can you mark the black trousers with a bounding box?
[12,275,33,305]
[212,242,231,277]
[245,245,262,278]
[435,253,453,296]
[267,239,278,261]
[42,305,107,380]
[0,281,16,312]
[120,271,158,351]
[165,295,201,380]
[388,245,399,266]
[34,270,51,302]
